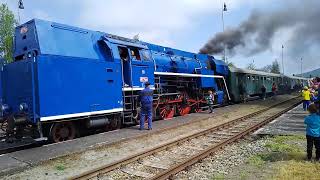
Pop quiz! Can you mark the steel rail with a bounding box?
[69,97,301,180]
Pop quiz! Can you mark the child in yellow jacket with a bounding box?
[302,86,311,111]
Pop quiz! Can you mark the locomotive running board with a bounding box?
[40,108,123,121]
[122,87,156,91]
[154,72,224,78]
[154,72,231,100]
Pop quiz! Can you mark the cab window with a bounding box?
[130,48,141,61]
[141,50,152,61]
[118,46,129,61]
[98,40,114,61]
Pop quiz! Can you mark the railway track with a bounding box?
[70,97,301,180]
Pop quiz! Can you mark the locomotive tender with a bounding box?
[0,19,309,143]
[0,19,230,142]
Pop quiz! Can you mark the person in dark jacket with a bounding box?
[272,83,277,97]
[304,104,320,161]
[261,85,266,100]
[239,82,247,103]
[138,82,153,130]
[206,90,215,113]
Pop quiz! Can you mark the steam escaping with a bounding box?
[199,1,320,59]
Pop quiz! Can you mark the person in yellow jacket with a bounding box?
[302,86,311,111]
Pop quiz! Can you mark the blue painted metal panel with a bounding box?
[14,20,40,57]
[2,58,36,122]
[216,91,224,104]
[150,49,201,74]
[0,58,4,107]
[14,19,106,60]
[213,59,229,76]
[131,60,154,88]
[0,58,4,117]
[36,20,102,59]
[36,55,123,119]
[196,69,218,89]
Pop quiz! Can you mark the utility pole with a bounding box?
[300,58,303,77]
[222,2,227,62]
[18,0,24,24]
[281,45,284,75]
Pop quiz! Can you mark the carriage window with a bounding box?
[247,76,250,80]
[264,77,266,80]
[130,48,141,61]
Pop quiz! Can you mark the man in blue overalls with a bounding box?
[139,82,153,130]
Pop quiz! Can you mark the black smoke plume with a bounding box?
[199,1,320,59]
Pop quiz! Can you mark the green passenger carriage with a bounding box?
[228,67,309,102]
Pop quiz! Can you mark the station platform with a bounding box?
[0,95,297,176]
[255,104,308,136]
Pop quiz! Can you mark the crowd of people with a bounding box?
[302,77,320,111]
[303,77,320,161]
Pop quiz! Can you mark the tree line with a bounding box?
[245,60,280,74]
[0,3,17,63]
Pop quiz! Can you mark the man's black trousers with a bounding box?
[306,135,320,160]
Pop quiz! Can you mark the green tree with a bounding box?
[226,60,236,68]
[0,4,17,63]
[260,60,280,73]
[270,60,280,73]
[246,62,256,70]
[260,65,272,72]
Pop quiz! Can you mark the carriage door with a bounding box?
[118,46,132,87]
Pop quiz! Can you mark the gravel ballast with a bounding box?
[174,137,270,179]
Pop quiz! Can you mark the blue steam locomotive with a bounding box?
[0,19,308,143]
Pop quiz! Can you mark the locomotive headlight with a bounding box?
[19,103,28,112]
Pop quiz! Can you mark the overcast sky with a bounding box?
[2,0,318,75]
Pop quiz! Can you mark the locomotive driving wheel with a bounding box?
[109,115,121,130]
[49,122,76,143]
[159,105,175,120]
[177,104,191,116]
[193,104,202,113]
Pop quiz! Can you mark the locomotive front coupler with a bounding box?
[5,113,28,143]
